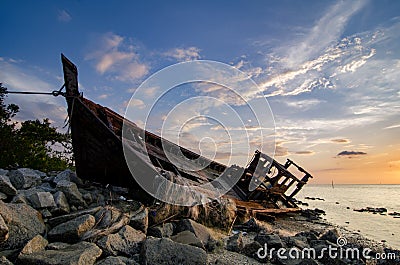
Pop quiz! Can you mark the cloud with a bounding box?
[331,138,350,143]
[125,98,146,109]
[294,151,315,155]
[284,0,366,68]
[97,94,109,99]
[164,47,201,62]
[0,59,67,129]
[57,10,72,22]
[86,32,149,82]
[283,99,324,110]
[337,150,367,156]
[384,124,400,130]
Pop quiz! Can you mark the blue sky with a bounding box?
[1,0,400,183]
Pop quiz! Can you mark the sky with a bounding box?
[1,0,399,184]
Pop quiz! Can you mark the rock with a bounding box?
[47,206,101,227]
[0,192,7,200]
[94,206,122,229]
[19,235,48,255]
[46,242,71,250]
[95,256,138,265]
[295,231,319,242]
[53,170,71,183]
[38,182,55,193]
[52,191,70,214]
[147,223,174,238]
[241,217,263,232]
[0,214,9,243]
[0,201,46,249]
[0,175,17,196]
[56,180,86,207]
[17,241,102,265]
[0,169,9,175]
[48,214,95,243]
[241,241,263,261]
[82,192,93,204]
[8,168,41,189]
[54,169,84,187]
[285,235,309,250]
[226,232,243,252]
[129,207,148,234]
[40,209,52,219]
[0,249,20,264]
[0,256,13,265]
[96,225,146,257]
[255,233,284,249]
[34,170,47,178]
[170,231,203,249]
[11,194,28,204]
[141,237,207,265]
[175,219,215,250]
[27,191,57,209]
[319,228,340,244]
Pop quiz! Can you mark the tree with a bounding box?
[0,83,73,171]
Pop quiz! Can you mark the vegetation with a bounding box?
[0,83,73,172]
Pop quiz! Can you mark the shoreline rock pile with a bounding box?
[0,168,399,265]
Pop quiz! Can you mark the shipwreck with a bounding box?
[61,54,313,223]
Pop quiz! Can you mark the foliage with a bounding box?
[0,83,73,172]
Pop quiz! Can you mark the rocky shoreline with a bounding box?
[0,168,398,265]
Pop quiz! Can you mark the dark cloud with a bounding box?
[294,151,314,155]
[331,138,350,143]
[337,150,367,156]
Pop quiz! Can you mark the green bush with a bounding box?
[0,83,73,172]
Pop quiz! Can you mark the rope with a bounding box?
[5,84,66,97]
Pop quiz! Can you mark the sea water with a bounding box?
[296,184,400,249]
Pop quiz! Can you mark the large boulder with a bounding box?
[17,241,102,265]
[8,168,41,189]
[175,219,215,250]
[0,201,46,249]
[96,225,146,257]
[141,237,207,265]
[0,175,17,196]
[56,180,86,207]
[28,191,57,209]
[170,231,203,249]
[48,214,95,243]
